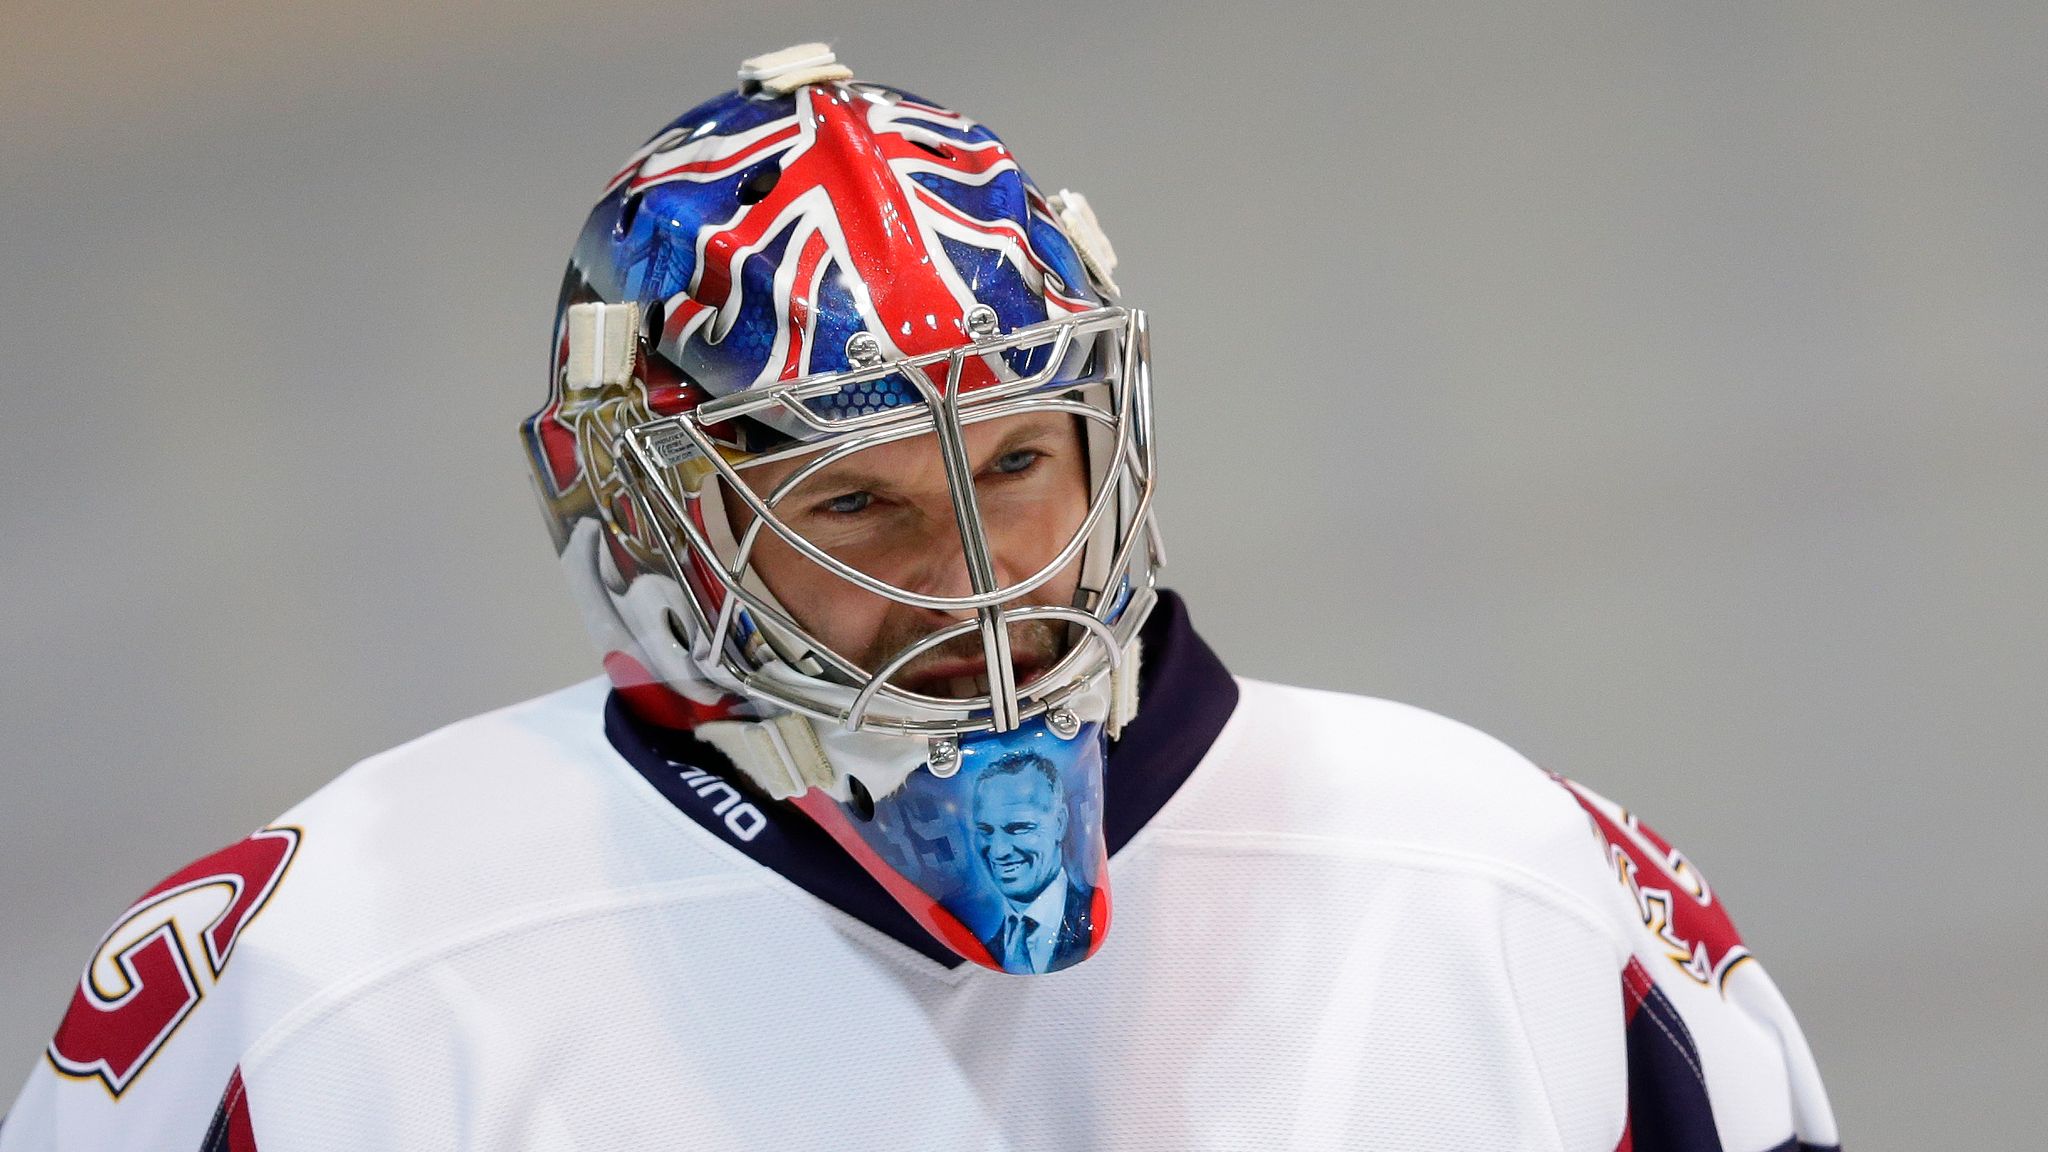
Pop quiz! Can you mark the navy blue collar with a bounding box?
[604,590,1238,968]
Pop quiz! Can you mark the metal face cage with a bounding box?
[615,307,1160,738]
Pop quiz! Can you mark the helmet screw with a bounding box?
[927,737,961,777]
[845,331,885,368]
[964,304,1000,339]
[1046,705,1081,739]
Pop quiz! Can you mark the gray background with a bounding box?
[3,1,2041,1145]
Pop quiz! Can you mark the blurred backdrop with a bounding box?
[3,1,2042,1145]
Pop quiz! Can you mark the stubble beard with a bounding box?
[871,612,1071,700]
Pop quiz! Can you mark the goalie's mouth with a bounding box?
[887,621,1065,701]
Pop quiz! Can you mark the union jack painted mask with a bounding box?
[521,47,1160,974]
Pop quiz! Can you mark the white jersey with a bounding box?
[2,603,1838,1151]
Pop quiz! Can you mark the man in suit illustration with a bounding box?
[970,751,1097,974]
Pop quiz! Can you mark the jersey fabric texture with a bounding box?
[2,594,1839,1151]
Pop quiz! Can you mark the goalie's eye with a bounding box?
[990,449,1041,476]
[821,491,873,515]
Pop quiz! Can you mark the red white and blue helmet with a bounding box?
[520,45,1159,973]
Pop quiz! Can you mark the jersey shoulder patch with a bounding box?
[1548,776,1751,991]
[45,827,301,1098]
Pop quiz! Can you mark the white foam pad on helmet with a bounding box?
[738,43,854,95]
[565,301,638,389]
[1048,189,1120,296]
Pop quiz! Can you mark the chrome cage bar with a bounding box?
[615,308,1159,736]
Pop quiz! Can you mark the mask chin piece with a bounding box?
[792,712,1114,975]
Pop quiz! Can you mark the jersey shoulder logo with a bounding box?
[47,826,301,1097]
[1551,777,1751,991]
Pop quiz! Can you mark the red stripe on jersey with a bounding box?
[1621,956,1656,1024]
[225,1068,259,1152]
[200,1066,260,1152]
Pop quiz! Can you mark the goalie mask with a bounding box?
[520,46,1159,975]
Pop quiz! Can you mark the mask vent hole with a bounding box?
[847,775,876,821]
[911,139,953,161]
[616,193,643,236]
[737,164,781,205]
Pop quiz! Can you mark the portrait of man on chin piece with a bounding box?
[971,751,1096,974]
